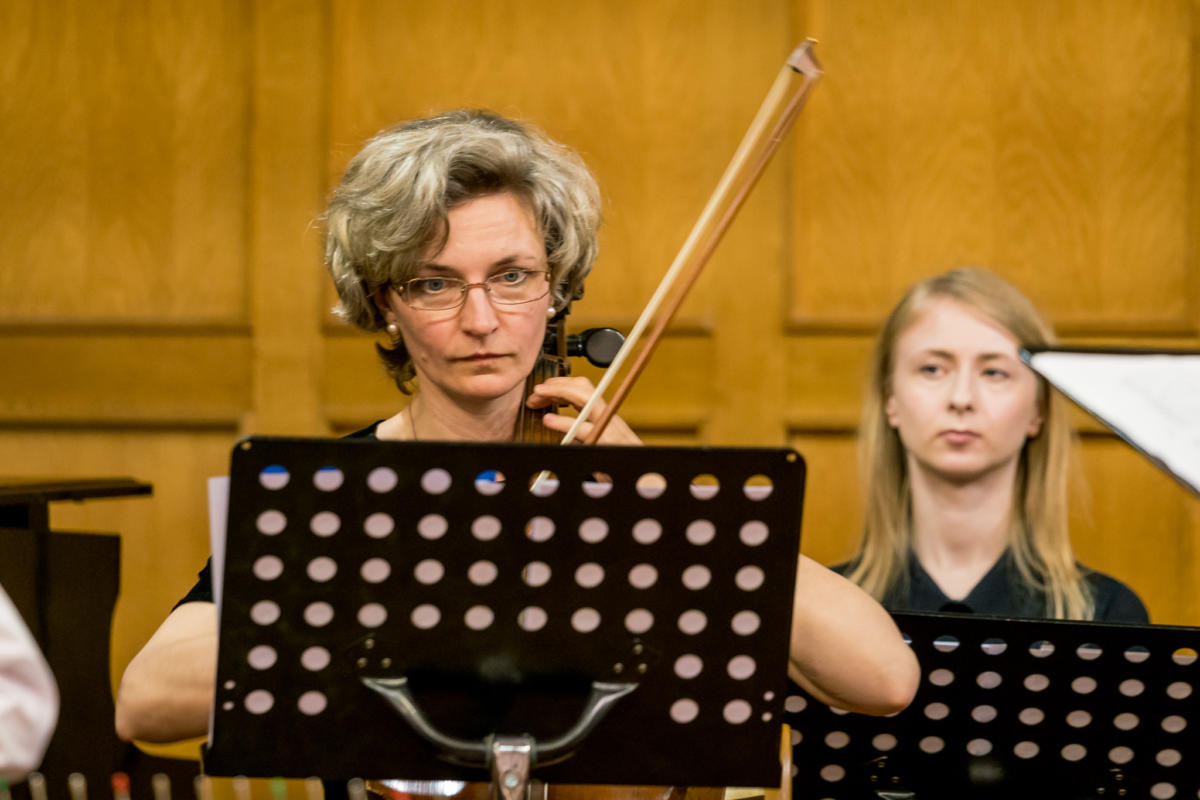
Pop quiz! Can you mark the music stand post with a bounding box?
[785,612,1200,799]
[205,438,807,793]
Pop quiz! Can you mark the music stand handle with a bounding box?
[361,676,639,767]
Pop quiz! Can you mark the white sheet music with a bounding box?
[1026,350,1200,495]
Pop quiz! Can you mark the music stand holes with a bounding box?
[743,474,773,500]
[928,668,954,687]
[724,700,752,725]
[414,559,445,585]
[829,706,850,716]
[420,468,452,495]
[360,558,391,584]
[1162,714,1187,733]
[971,705,998,723]
[976,671,1002,689]
[222,701,235,712]
[1014,741,1039,759]
[528,472,557,498]
[253,555,284,581]
[244,691,274,715]
[734,565,765,592]
[670,698,699,724]
[1029,640,1055,658]
[310,512,341,537]
[367,467,398,493]
[1023,673,1049,692]
[224,680,236,690]
[306,557,337,583]
[300,646,330,672]
[624,608,654,634]
[411,604,440,630]
[464,605,494,631]
[1166,681,1192,700]
[575,562,605,589]
[466,560,498,587]
[1157,749,1182,767]
[967,738,993,757]
[578,517,609,543]
[247,645,277,670]
[871,733,897,752]
[629,563,658,589]
[918,737,945,754]
[526,516,555,542]
[1119,678,1145,697]
[1108,746,1134,765]
[728,655,756,680]
[678,610,707,635]
[256,511,286,536]
[1071,676,1097,694]
[523,561,551,587]
[250,601,280,626]
[791,729,803,746]
[1150,783,1178,800]
[732,610,761,636]
[364,512,394,539]
[686,520,716,546]
[689,474,719,500]
[764,691,775,701]
[470,515,502,541]
[471,471,505,496]
[761,712,772,723]
[304,602,334,627]
[1076,643,1102,661]
[1066,710,1092,728]
[518,606,548,632]
[260,466,289,490]
[357,603,387,628]
[924,702,950,721]
[571,607,601,633]
[313,468,343,492]
[1018,708,1044,726]
[417,514,448,540]
[297,691,327,716]
[784,695,807,713]
[631,519,662,544]
[674,654,704,680]
[1172,647,1197,666]
[739,521,769,547]
[1109,712,1140,731]
[682,564,711,590]
[582,474,613,498]
[636,473,667,499]
[1125,645,1151,663]
[933,635,959,653]
[981,638,1008,655]
[1060,744,1087,762]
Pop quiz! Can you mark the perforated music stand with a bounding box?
[203,437,805,793]
[784,612,1200,799]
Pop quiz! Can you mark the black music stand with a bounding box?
[203,437,806,794]
[785,612,1200,799]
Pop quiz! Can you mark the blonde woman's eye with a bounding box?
[414,278,450,294]
[495,270,530,285]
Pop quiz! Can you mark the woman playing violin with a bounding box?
[115,111,917,750]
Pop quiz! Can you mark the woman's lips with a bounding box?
[941,429,980,444]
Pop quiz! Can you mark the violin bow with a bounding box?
[560,40,823,445]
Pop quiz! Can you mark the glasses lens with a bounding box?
[405,277,465,310]
[487,270,549,305]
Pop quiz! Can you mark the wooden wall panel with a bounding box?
[792,0,1194,332]
[0,1,251,324]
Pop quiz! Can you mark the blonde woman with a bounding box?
[843,267,1147,622]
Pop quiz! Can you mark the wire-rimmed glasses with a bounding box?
[392,269,552,311]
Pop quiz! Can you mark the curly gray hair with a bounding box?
[324,110,602,391]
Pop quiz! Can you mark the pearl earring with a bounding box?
[546,306,556,319]
[386,322,399,337]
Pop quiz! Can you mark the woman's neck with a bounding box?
[404,384,524,442]
[908,457,1018,600]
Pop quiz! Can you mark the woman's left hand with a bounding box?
[525,376,642,445]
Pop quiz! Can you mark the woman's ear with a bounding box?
[885,394,900,428]
[1026,408,1044,438]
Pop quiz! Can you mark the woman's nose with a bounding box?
[948,370,976,411]
[457,284,500,333]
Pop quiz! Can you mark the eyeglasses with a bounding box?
[392,269,552,311]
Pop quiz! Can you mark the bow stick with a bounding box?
[560,40,823,445]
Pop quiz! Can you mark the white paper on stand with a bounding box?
[206,475,230,740]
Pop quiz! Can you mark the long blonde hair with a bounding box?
[847,267,1093,620]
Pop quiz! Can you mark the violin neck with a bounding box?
[514,319,570,442]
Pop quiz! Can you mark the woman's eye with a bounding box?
[495,269,530,285]
[983,368,1010,379]
[918,364,942,376]
[414,278,449,294]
